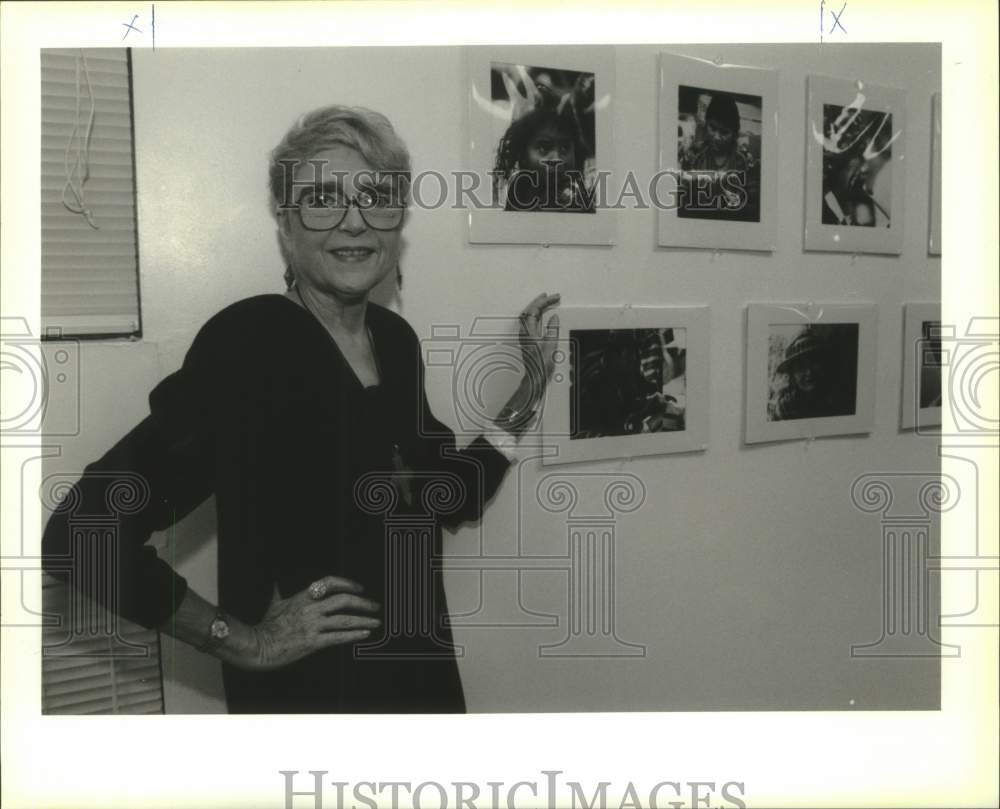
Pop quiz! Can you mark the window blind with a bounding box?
[41,574,164,715]
[41,48,141,339]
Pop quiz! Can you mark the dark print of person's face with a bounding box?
[705,117,735,156]
[791,357,821,392]
[639,351,662,386]
[523,123,577,179]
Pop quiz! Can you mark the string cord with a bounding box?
[61,51,99,229]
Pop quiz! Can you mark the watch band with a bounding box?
[195,610,230,653]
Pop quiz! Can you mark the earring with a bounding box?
[396,263,403,289]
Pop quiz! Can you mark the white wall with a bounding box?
[101,43,941,712]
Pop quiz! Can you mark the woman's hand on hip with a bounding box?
[244,576,381,671]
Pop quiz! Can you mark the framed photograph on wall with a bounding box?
[745,303,878,444]
[542,306,709,466]
[900,302,943,429]
[466,46,616,246]
[804,75,906,254]
[657,52,778,252]
[928,92,942,256]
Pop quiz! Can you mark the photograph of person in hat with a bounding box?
[677,85,762,222]
[767,324,860,422]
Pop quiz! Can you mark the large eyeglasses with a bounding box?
[292,187,405,232]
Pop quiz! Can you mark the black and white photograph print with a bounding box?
[490,62,596,214]
[919,319,943,409]
[900,303,944,429]
[5,27,977,809]
[745,303,877,444]
[543,306,709,465]
[570,327,687,439]
[657,52,778,252]
[677,85,762,223]
[467,46,616,245]
[766,324,859,421]
[804,75,906,254]
[820,102,895,228]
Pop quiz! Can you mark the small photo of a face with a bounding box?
[676,85,763,222]
[490,62,597,214]
[570,327,687,439]
[919,320,943,409]
[766,323,859,422]
[821,103,895,227]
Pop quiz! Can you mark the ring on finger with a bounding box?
[308,581,326,599]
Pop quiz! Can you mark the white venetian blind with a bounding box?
[41,574,164,715]
[41,48,142,338]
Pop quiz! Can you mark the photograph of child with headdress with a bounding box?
[490,62,597,213]
[819,102,896,227]
[766,324,860,422]
[676,85,762,222]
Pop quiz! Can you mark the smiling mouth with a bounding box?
[328,247,375,260]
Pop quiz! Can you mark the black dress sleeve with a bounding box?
[41,323,221,629]
[405,326,511,530]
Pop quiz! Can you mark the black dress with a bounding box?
[41,294,511,713]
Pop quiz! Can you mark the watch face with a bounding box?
[210,618,230,641]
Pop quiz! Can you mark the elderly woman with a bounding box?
[42,105,560,713]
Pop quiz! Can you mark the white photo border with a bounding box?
[657,51,778,251]
[466,45,616,246]
[804,75,907,255]
[542,305,709,466]
[928,92,942,256]
[900,302,943,429]
[745,302,878,444]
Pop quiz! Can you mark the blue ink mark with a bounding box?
[829,2,847,35]
[121,14,142,40]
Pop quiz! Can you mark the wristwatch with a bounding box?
[197,610,231,652]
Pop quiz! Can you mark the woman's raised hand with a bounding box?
[518,292,561,397]
[246,576,381,671]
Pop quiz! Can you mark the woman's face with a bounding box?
[279,144,402,304]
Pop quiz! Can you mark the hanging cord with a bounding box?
[61,51,99,229]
